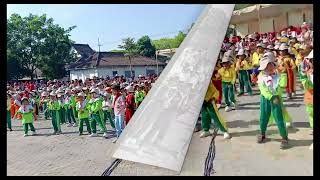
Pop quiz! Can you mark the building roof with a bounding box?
[67,52,166,70]
[72,44,95,58]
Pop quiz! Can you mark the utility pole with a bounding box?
[98,38,103,53]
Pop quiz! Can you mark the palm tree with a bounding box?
[118,37,139,78]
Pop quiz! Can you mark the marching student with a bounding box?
[76,92,92,136]
[277,43,296,99]
[57,89,67,125]
[200,75,232,139]
[48,92,62,135]
[88,88,108,138]
[257,53,289,149]
[16,97,37,137]
[65,89,77,127]
[102,92,115,129]
[125,85,135,125]
[251,43,266,85]
[111,84,126,143]
[235,49,253,96]
[41,91,50,120]
[212,59,223,108]
[134,84,145,108]
[7,92,13,131]
[216,55,237,112]
[300,50,313,136]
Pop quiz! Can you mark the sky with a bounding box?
[7,4,205,51]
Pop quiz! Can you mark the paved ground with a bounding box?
[7,83,313,176]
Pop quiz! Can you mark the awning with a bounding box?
[230,4,313,24]
[156,48,176,57]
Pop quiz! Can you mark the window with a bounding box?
[146,69,155,76]
[112,71,118,77]
[125,71,135,78]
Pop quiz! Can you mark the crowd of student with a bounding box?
[7,22,313,149]
[7,75,156,143]
[200,21,313,150]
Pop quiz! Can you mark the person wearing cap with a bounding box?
[102,92,115,129]
[235,49,253,96]
[88,88,108,138]
[212,59,223,108]
[216,55,237,112]
[111,84,126,142]
[13,94,22,121]
[48,92,62,135]
[70,89,79,122]
[277,43,296,100]
[257,54,289,149]
[65,89,77,127]
[280,31,289,43]
[300,50,313,141]
[251,43,265,86]
[76,92,92,136]
[125,85,135,125]
[7,93,13,131]
[40,92,50,120]
[200,74,232,139]
[57,93,67,125]
[29,92,38,121]
[134,84,145,108]
[15,97,37,137]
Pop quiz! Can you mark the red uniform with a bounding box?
[125,93,135,125]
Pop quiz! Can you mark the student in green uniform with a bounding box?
[65,89,77,127]
[76,92,91,135]
[102,92,115,129]
[48,92,62,135]
[257,53,289,149]
[41,92,50,120]
[16,97,36,137]
[88,88,108,137]
[57,92,66,124]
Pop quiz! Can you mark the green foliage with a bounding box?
[152,31,186,50]
[118,37,139,57]
[7,13,76,80]
[136,35,156,58]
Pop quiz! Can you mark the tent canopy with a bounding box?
[230,4,313,25]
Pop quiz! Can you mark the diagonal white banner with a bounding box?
[112,4,235,172]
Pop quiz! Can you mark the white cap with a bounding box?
[259,53,276,71]
[77,92,86,97]
[267,45,274,50]
[279,43,289,51]
[41,92,49,97]
[50,92,56,96]
[125,86,134,93]
[90,88,99,94]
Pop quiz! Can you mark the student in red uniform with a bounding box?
[124,85,135,125]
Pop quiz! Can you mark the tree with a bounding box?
[118,37,139,77]
[152,31,186,50]
[173,31,186,48]
[7,13,76,80]
[136,35,156,58]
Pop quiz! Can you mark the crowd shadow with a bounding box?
[293,122,311,128]
[231,128,299,138]
[272,139,313,149]
[227,119,260,128]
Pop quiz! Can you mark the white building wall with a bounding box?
[70,65,165,81]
